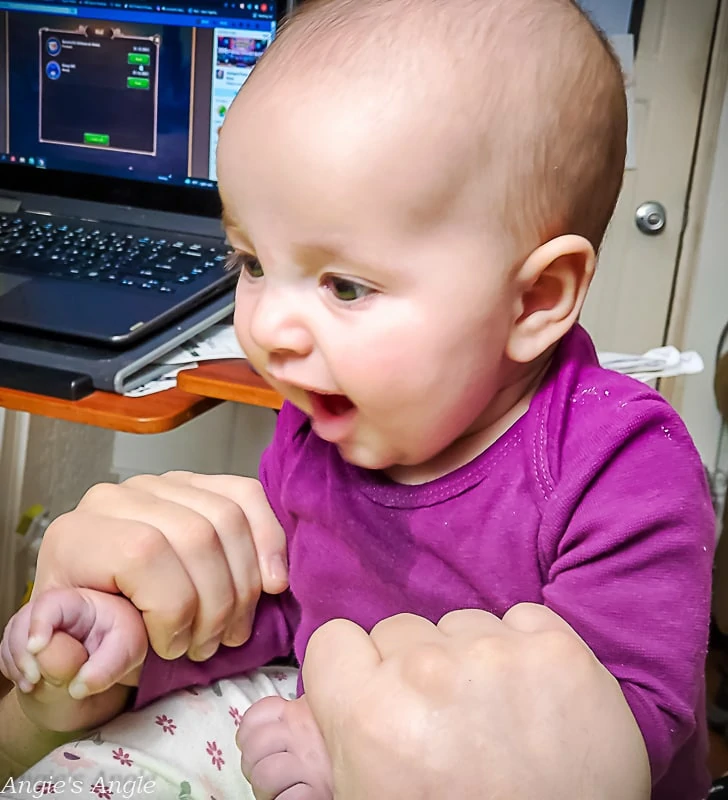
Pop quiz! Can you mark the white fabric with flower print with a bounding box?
[1,667,299,800]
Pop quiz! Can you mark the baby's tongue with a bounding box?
[320,394,354,416]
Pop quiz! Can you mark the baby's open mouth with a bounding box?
[308,392,358,443]
[316,393,355,416]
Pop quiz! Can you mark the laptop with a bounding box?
[0,0,290,347]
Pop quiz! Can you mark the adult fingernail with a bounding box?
[222,621,251,647]
[190,638,219,662]
[167,628,191,659]
[269,554,288,585]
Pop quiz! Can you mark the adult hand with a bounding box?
[303,604,651,800]
[32,472,288,665]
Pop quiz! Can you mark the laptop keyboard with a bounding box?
[0,214,232,294]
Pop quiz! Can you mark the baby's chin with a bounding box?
[335,437,424,474]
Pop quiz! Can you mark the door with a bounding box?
[581,0,720,354]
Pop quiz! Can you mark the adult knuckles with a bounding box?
[464,634,513,675]
[160,469,195,481]
[79,481,128,508]
[224,475,263,498]
[115,521,173,568]
[179,472,262,502]
[501,601,555,630]
[534,627,590,664]
[36,513,70,556]
[34,517,83,585]
[518,628,596,690]
[399,641,453,695]
[123,471,192,495]
[234,479,273,517]
[172,516,222,555]
[205,600,239,637]
[207,498,251,540]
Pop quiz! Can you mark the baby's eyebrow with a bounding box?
[220,206,238,234]
[221,207,253,248]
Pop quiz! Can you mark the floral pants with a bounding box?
[1,667,299,800]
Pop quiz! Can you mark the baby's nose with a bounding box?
[249,290,314,357]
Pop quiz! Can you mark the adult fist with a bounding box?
[303,605,650,800]
[33,472,288,663]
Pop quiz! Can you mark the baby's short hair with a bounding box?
[253,0,627,256]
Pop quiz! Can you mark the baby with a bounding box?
[1,0,715,798]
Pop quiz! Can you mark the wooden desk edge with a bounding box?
[177,359,284,410]
[0,386,221,434]
[0,360,278,434]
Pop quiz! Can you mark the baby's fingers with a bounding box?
[238,719,290,782]
[26,588,98,654]
[67,601,148,699]
[0,606,40,692]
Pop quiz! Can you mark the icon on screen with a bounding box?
[46,61,61,80]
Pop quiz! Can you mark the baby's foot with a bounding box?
[237,694,333,800]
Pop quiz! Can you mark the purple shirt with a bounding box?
[137,325,714,799]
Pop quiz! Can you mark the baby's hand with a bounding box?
[237,694,333,800]
[0,588,147,731]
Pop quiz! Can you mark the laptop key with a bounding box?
[0,215,231,295]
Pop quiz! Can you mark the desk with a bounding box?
[177,359,283,410]
[0,359,281,433]
[0,384,221,434]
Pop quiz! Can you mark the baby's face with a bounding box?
[219,82,519,477]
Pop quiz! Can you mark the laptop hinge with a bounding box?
[0,196,21,214]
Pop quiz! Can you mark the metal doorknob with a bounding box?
[635,202,667,235]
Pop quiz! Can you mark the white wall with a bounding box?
[0,413,117,629]
[674,84,728,472]
[112,402,277,481]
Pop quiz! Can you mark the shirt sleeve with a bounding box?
[538,398,714,785]
[134,404,303,709]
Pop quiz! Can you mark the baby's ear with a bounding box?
[506,235,595,364]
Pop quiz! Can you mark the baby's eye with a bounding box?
[243,257,265,279]
[323,276,374,302]
[227,253,264,279]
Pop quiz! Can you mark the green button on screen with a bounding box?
[84,132,110,146]
[128,52,150,65]
[127,76,150,90]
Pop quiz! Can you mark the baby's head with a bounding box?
[218,0,627,480]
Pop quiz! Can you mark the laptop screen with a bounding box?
[0,0,286,217]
